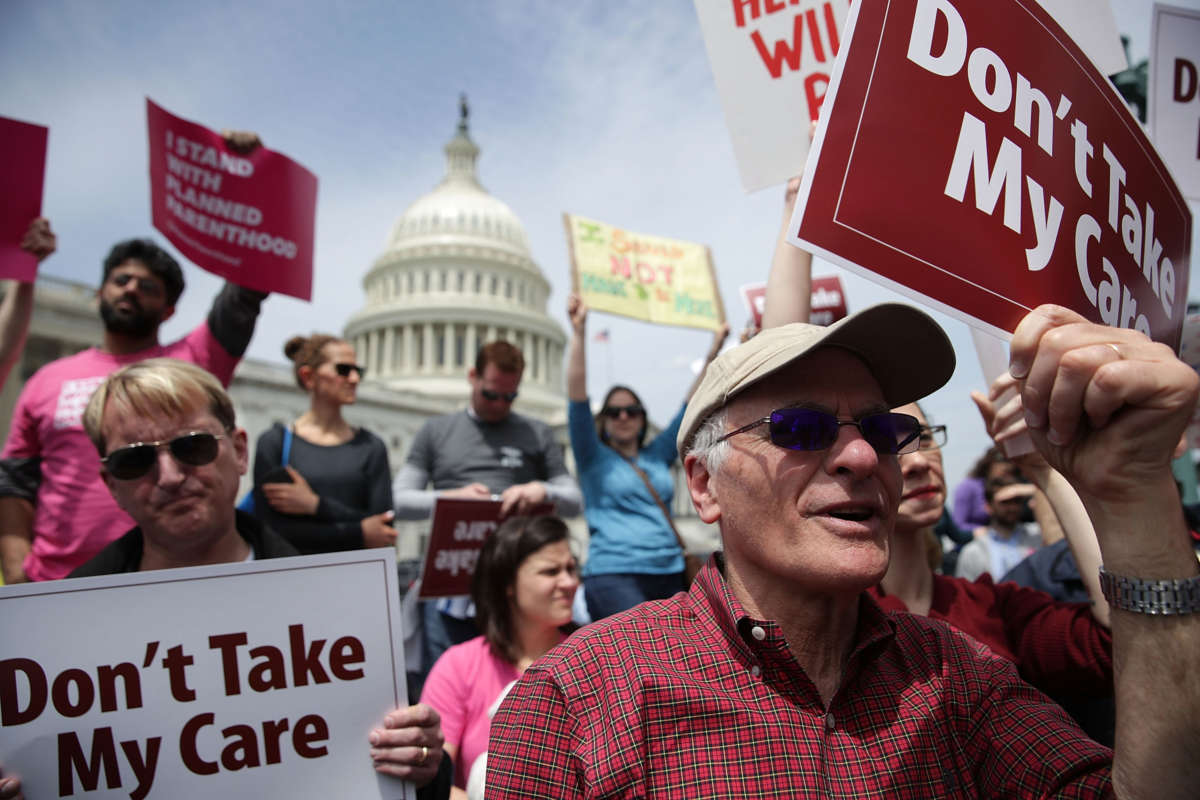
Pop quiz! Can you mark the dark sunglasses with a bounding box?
[481,388,518,402]
[334,362,366,378]
[102,431,226,480]
[601,404,645,419]
[716,408,923,455]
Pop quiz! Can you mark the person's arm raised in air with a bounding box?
[566,293,588,404]
[762,122,819,329]
[1011,304,1200,798]
[0,218,55,391]
[762,175,812,329]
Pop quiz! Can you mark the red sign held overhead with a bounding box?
[0,116,48,282]
[810,275,848,325]
[146,99,317,300]
[791,0,1192,349]
[740,274,848,328]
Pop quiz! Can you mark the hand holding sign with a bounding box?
[19,218,55,262]
[499,482,548,518]
[369,702,446,783]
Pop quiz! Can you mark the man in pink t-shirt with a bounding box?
[0,236,267,582]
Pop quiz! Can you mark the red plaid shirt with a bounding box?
[487,557,1112,798]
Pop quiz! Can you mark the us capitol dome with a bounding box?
[343,100,567,422]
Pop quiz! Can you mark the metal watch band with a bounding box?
[1098,567,1200,616]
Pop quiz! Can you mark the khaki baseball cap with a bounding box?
[678,303,956,453]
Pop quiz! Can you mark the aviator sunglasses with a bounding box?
[102,431,227,480]
[716,408,923,455]
[480,388,519,402]
[601,404,645,419]
[334,362,366,378]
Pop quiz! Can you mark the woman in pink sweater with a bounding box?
[420,515,579,794]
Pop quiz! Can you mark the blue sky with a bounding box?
[2,0,1196,490]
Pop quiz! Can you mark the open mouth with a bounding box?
[828,508,874,522]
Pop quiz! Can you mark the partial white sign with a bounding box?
[694,0,851,192]
[1151,3,1200,201]
[0,550,411,799]
[693,0,1123,193]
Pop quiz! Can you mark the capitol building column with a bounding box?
[420,326,434,376]
[383,326,395,377]
[465,323,478,371]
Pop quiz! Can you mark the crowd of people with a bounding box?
[1,160,1199,798]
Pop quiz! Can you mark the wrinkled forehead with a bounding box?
[101,391,216,446]
[725,347,888,424]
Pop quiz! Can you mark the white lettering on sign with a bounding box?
[434,549,481,577]
[906,0,1180,330]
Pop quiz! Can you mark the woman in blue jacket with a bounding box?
[566,294,727,620]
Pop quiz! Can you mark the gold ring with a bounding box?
[1107,343,1122,359]
[420,745,429,764]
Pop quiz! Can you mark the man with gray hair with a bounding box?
[486,303,1200,797]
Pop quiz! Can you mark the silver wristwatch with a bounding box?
[1098,567,1200,615]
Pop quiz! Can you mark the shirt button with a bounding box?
[750,626,766,641]
[750,665,762,678]
[825,713,836,732]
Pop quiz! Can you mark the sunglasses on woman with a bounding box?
[102,431,227,480]
[716,408,923,455]
[601,404,645,419]
[334,363,366,378]
[917,424,947,451]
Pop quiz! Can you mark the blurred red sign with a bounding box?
[740,274,848,327]
[0,116,48,282]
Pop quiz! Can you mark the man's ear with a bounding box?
[160,304,176,325]
[684,453,722,524]
[467,367,478,383]
[297,364,315,391]
[232,428,249,476]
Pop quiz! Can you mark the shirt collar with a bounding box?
[690,553,896,668]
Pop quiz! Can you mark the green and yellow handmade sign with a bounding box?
[564,213,726,331]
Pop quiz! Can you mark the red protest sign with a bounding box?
[740,274,847,327]
[146,99,317,300]
[740,283,767,327]
[0,116,48,282]
[418,498,553,598]
[791,0,1192,349]
[810,274,847,325]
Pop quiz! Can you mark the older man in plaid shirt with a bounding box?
[486,303,1200,798]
